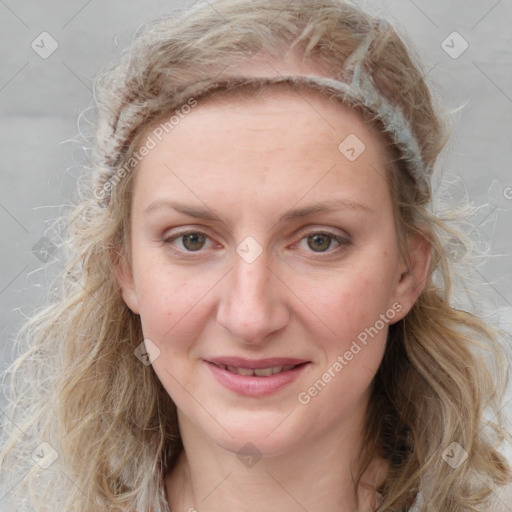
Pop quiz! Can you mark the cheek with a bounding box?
[294,265,393,419]
[132,258,192,344]
[132,255,224,357]
[296,257,397,346]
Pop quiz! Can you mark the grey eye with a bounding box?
[306,233,335,252]
[181,233,207,251]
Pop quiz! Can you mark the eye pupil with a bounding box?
[183,233,206,251]
[307,234,332,252]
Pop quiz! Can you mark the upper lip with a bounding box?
[206,357,309,369]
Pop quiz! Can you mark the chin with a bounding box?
[198,409,311,459]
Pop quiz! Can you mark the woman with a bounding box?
[1,0,510,510]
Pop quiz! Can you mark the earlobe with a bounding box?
[391,233,432,322]
[115,256,140,315]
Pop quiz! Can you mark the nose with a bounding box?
[216,251,290,345]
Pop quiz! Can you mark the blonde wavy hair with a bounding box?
[1,0,511,511]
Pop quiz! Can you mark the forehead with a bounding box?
[173,83,383,145]
[132,86,392,216]
[139,85,390,164]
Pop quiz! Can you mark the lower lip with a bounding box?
[206,362,309,397]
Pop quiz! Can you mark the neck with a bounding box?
[164,409,387,512]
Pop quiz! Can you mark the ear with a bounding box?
[114,253,141,315]
[390,232,432,323]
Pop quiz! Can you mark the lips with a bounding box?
[207,357,308,370]
[205,357,310,397]
[215,364,298,376]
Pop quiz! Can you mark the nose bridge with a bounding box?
[233,254,270,305]
[216,250,288,343]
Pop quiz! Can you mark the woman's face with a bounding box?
[117,88,424,457]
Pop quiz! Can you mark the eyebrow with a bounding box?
[143,197,371,223]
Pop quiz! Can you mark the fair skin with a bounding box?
[116,87,430,511]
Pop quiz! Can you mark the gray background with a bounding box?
[1,0,511,508]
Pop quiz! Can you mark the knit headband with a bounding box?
[95,24,429,203]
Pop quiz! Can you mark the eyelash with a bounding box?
[163,228,351,257]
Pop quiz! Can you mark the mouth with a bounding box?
[204,357,311,397]
[211,362,307,377]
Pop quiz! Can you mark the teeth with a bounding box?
[254,367,274,377]
[230,365,253,376]
[219,364,297,376]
